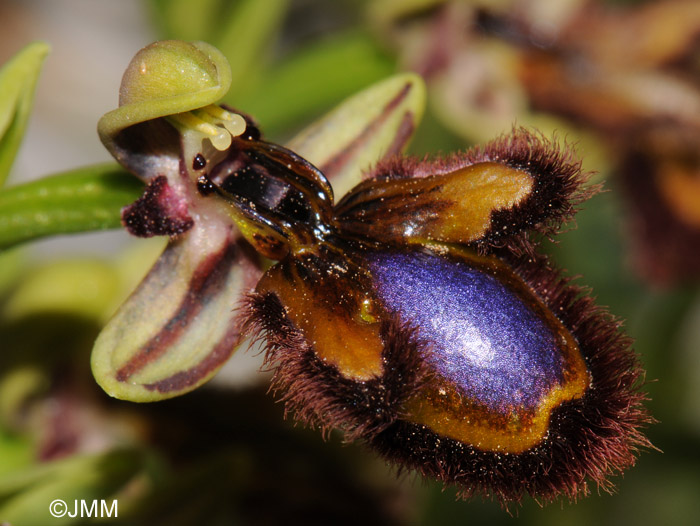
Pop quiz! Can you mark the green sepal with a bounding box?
[288,71,426,197]
[97,40,232,158]
[91,229,262,403]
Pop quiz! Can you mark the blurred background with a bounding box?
[1,0,699,524]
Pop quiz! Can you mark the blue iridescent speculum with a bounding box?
[368,249,589,453]
[94,40,650,505]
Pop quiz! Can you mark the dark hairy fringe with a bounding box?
[242,292,433,442]
[369,251,653,506]
[366,128,597,256]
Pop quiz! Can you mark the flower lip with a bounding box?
[244,128,651,503]
[370,248,652,503]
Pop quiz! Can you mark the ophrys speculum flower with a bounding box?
[92,40,423,402]
[92,40,651,505]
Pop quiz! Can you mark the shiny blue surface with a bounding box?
[368,251,564,413]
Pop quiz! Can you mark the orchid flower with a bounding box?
[91,40,650,505]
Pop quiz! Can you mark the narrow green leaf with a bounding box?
[0,42,50,186]
[216,0,289,98]
[367,0,449,27]
[0,429,32,477]
[234,31,395,135]
[1,259,121,323]
[147,0,221,41]
[148,0,288,98]
[0,164,142,250]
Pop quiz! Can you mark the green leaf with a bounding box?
[0,430,32,478]
[216,0,289,98]
[1,259,122,323]
[0,42,50,187]
[367,0,450,27]
[147,0,289,99]
[0,163,142,250]
[147,0,222,41]
[233,31,396,136]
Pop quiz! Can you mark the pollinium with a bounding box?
[209,129,651,504]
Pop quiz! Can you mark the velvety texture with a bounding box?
[368,250,564,413]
